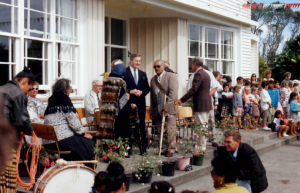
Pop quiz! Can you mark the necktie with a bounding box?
[134,69,138,85]
[97,94,100,107]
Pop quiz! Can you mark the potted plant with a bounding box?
[192,145,205,166]
[131,150,162,184]
[176,141,193,171]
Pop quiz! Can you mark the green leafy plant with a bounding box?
[176,141,193,158]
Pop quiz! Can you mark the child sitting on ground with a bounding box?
[90,171,107,193]
[289,92,300,136]
[221,83,233,119]
[232,85,243,129]
[273,110,289,138]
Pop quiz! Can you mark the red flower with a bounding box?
[43,167,48,173]
[108,145,111,149]
[109,148,113,152]
[248,126,253,129]
[113,145,118,149]
[103,154,108,160]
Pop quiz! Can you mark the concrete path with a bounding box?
[175,140,300,193]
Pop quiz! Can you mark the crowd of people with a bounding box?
[1,53,298,193]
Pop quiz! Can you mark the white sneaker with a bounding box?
[263,126,271,131]
[283,132,289,137]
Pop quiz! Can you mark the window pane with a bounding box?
[0,4,11,33]
[27,40,43,58]
[189,24,199,41]
[30,11,45,38]
[206,60,217,72]
[206,28,218,43]
[14,7,18,34]
[60,61,72,80]
[57,43,72,61]
[60,0,76,18]
[30,0,45,12]
[222,61,232,75]
[0,65,9,86]
[189,41,199,56]
[60,17,73,42]
[222,45,232,60]
[24,10,28,35]
[222,31,233,45]
[28,60,43,84]
[44,61,48,84]
[0,36,9,62]
[0,0,11,4]
[111,18,126,46]
[105,47,109,72]
[24,0,28,7]
[105,17,109,44]
[188,58,193,74]
[111,48,126,63]
[206,44,218,58]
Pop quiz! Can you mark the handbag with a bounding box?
[129,107,140,127]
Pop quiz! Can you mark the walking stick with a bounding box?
[159,95,167,156]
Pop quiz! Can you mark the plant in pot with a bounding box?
[176,141,193,171]
[131,150,162,184]
[192,145,205,166]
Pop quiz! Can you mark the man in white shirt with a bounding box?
[84,80,102,124]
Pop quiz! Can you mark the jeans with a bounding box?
[236,179,252,193]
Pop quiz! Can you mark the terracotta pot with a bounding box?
[177,157,190,171]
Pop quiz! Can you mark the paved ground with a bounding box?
[175,140,300,193]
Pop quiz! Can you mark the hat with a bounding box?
[220,79,227,83]
[293,80,300,84]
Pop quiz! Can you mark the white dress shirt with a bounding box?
[130,65,138,82]
[156,71,165,94]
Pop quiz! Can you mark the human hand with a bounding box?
[150,113,155,119]
[131,104,137,109]
[236,109,239,112]
[84,132,93,139]
[130,89,137,94]
[177,99,182,105]
[269,104,272,108]
[40,113,45,118]
[135,90,143,97]
[241,109,244,113]
[162,108,169,113]
[214,105,217,110]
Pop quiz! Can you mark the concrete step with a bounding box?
[126,133,297,193]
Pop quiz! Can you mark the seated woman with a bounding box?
[27,81,45,123]
[210,155,249,193]
[43,78,94,168]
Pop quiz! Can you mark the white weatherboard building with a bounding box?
[0,0,259,106]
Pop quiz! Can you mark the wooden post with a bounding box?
[159,95,167,156]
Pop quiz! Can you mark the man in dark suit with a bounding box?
[217,130,268,193]
[124,53,150,154]
[178,57,212,150]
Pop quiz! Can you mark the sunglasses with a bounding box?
[29,88,38,91]
[153,65,161,69]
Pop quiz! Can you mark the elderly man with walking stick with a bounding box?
[150,60,179,156]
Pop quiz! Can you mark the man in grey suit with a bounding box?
[150,60,179,152]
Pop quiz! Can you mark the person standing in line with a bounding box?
[267,81,279,125]
[150,60,179,155]
[124,53,150,154]
[261,81,272,131]
[0,67,35,193]
[281,72,291,83]
[232,85,243,130]
[178,58,212,150]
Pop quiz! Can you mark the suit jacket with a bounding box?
[217,143,268,193]
[180,68,212,112]
[124,67,150,112]
[150,71,179,117]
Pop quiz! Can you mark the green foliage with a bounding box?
[131,150,162,175]
[259,55,271,78]
[272,33,300,80]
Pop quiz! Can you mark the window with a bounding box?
[0,0,18,34]
[187,24,234,78]
[105,17,127,72]
[205,28,218,59]
[0,35,15,86]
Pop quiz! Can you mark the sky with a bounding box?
[253,0,300,54]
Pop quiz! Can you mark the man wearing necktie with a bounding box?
[150,60,179,155]
[84,80,102,125]
[124,53,150,154]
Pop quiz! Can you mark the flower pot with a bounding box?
[177,157,190,171]
[134,170,153,184]
[125,174,132,191]
[192,155,204,166]
[162,161,176,176]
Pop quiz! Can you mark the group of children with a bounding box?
[215,71,300,138]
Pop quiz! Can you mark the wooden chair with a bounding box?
[76,107,97,129]
[145,107,156,148]
[31,123,72,159]
[177,106,193,142]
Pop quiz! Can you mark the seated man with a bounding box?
[217,130,268,193]
[84,80,102,124]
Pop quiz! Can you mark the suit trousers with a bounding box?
[155,114,177,144]
[208,109,216,141]
[194,111,210,148]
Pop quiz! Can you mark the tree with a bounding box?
[290,11,300,39]
[272,33,300,81]
[259,55,271,78]
[251,2,273,36]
